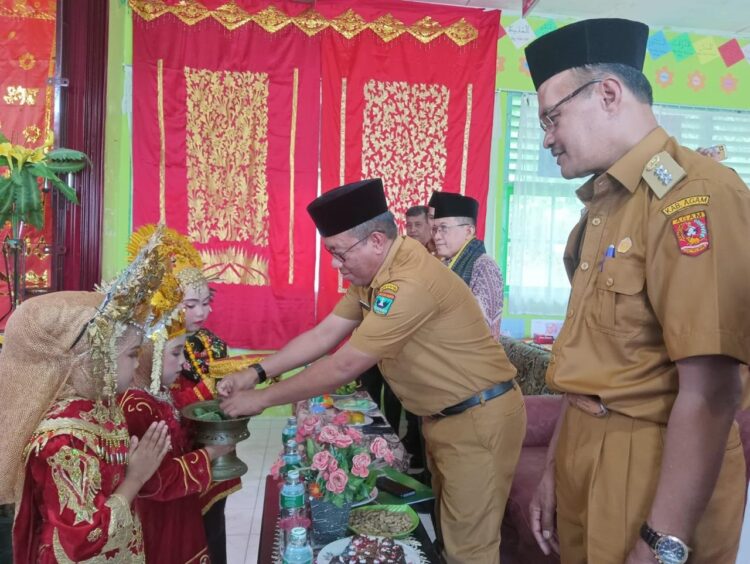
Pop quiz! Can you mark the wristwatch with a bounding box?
[250,363,267,384]
[640,522,690,564]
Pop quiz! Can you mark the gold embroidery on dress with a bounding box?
[184,68,269,246]
[361,79,449,225]
[199,247,269,286]
[4,85,39,105]
[87,528,103,542]
[48,447,102,525]
[128,1,479,46]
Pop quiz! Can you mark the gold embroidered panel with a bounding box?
[184,67,270,246]
[361,79,449,218]
[129,1,478,46]
[199,247,269,286]
[48,446,102,525]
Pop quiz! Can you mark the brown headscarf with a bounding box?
[0,292,103,503]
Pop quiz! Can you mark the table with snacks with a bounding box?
[258,391,440,563]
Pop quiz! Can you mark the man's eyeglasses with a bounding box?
[539,79,602,132]
[327,234,370,263]
[432,223,471,236]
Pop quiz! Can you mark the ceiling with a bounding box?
[414,0,750,37]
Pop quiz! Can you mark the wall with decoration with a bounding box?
[494,13,750,339]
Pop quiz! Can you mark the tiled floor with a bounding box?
[226,416,288,564]
[225,416,436,564]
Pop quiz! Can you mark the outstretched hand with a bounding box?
[220,389,265,418]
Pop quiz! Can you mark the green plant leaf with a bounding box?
[28,207,44,230]
[48,175,79,204]
[44,160,86,174]
[23,170,42,216]
[47,147,89,163]
[0,177,14,222]
[0,156,9,168]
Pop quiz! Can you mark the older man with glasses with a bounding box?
[524,18,750,564]
[219,178,526,564]
[432,192,505,340]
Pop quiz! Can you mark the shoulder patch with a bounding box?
[642,151,686,199]
[662,195,710,216]
[379,282,399,294]
[671,210,710,256]
[373,292,395,316]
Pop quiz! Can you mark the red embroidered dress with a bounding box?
[119,388,212,563]
[13,398,145,564]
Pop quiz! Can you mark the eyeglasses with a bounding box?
[539,79,602,132]
[327,234,370,263]
[432,223,471,236]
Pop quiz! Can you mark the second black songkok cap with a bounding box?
[307,179,389,237]
[433,193,479,221]
[525,18,649,91]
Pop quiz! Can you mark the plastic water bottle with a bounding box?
[282,526,313,564]
[279,471,310,553]
[282,416,297,446]
[281,439,303,478]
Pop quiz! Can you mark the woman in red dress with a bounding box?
[0,230,172,563]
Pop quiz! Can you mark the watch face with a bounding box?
[655,536,688,564]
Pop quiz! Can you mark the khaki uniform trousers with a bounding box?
[556,405,746,564]
[422,384,526,564]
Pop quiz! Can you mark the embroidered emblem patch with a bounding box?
[379,282,399,294]
[662,195,710,216]
[617,237,632,254]
[373,292,395,315]
[671,211,710,256]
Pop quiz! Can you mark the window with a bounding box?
[503,92,750,317]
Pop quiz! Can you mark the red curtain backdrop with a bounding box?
[132,14,320,349]
[318,0,499,317]
[0,0,56,315]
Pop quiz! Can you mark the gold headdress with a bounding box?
[129,224,205,393]
[0,228,168,503]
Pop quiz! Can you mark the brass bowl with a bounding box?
[181,400,251,481]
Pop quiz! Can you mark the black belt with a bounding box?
[433,380,515,418]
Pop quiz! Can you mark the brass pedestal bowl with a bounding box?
[181,400,251,481]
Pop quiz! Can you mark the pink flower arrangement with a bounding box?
[303,423,396,507]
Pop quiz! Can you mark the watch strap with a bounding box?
[251,363,267,384]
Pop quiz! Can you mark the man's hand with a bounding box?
[530,465,559,556]
[625,539,658,564]
[217,368,257,398]
[220,389,266,417]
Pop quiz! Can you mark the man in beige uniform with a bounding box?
[219,179,526,564]
[524,19,750,564]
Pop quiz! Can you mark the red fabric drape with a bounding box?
[0,0,56,315]
[132,17,320,349]
[318,0,499,317]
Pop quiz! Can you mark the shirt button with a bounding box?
[606,278,614,287]
[591,217,601,226]
[580,261,590,271]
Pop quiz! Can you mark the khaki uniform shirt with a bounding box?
[334,236,515,416]
[548,127,750,423]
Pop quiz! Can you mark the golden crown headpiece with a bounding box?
[91,226,167,399]
[128,224,207,392]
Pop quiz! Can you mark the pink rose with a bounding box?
[299,415,320,438]
[332,412,349,425]
[369,437,389,459]
[318,424,339,444]
[352,464,369,478]
[327,458,339,472]
[352,452,371,468]
[270,456,284,479]
[312,451,333,471]
[326,469,348,494]
[383,450,395,465]
[345,427,363,443]
[333,433,353,448]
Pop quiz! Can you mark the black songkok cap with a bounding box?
[428,191,441,207]
[433,193,479,221]
[307,179,388,237]
[525,18,649,91]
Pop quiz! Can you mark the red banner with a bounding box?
[132,16,320,349]
[0,0,56,315]
[318,0,500,317]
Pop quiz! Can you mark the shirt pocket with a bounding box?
[586,261,649,339]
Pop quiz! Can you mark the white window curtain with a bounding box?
[504,92,750,317]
